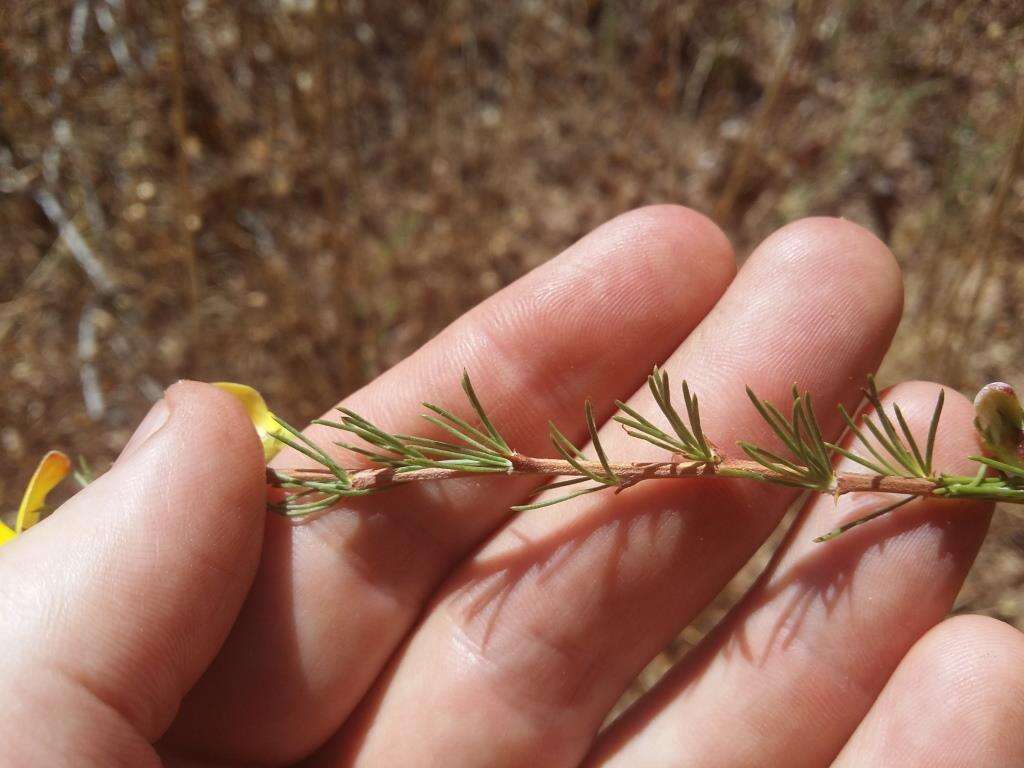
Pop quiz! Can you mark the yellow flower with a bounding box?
[1,450,72,547]
[213,382,285,460]
[16,450,72,533]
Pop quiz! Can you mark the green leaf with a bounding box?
[813,495,915,542]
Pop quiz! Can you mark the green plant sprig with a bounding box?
[738,385,833,490]
[268,368,1024,541]
[828,376,944,480]
[614,367,717,463]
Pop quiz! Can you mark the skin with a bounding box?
[1,208,1022,767]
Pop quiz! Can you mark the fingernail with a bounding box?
[119,398,171,462]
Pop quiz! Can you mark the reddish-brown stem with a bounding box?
[278,455,941,498]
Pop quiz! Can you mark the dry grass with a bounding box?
[2,0,1023,703]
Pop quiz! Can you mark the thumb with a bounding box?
[0,381,266,765]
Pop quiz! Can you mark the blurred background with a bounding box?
[2,0,1023,706]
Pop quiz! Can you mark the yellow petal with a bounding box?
[0,521,16,546]
[213,382,285,460]
[15,450,72,534]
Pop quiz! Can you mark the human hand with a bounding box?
[3,208,1022,767]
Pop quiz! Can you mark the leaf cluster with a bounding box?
[614,367,715,463]
[829,376,943,480]
[513,367,716,511]
[271,373,513,515]
[739,386,833,490]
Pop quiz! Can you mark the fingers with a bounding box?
[833,615,1024,768]
[165,206,737,763]
[319,218,904,767]
[0,383,266,766]
[589,383,990,768]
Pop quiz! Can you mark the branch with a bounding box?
[278,457,942,497]
[261,369,1024,541]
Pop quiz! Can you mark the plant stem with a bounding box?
[279,455,944,498]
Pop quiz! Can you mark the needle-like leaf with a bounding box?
[813,496,916,542]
